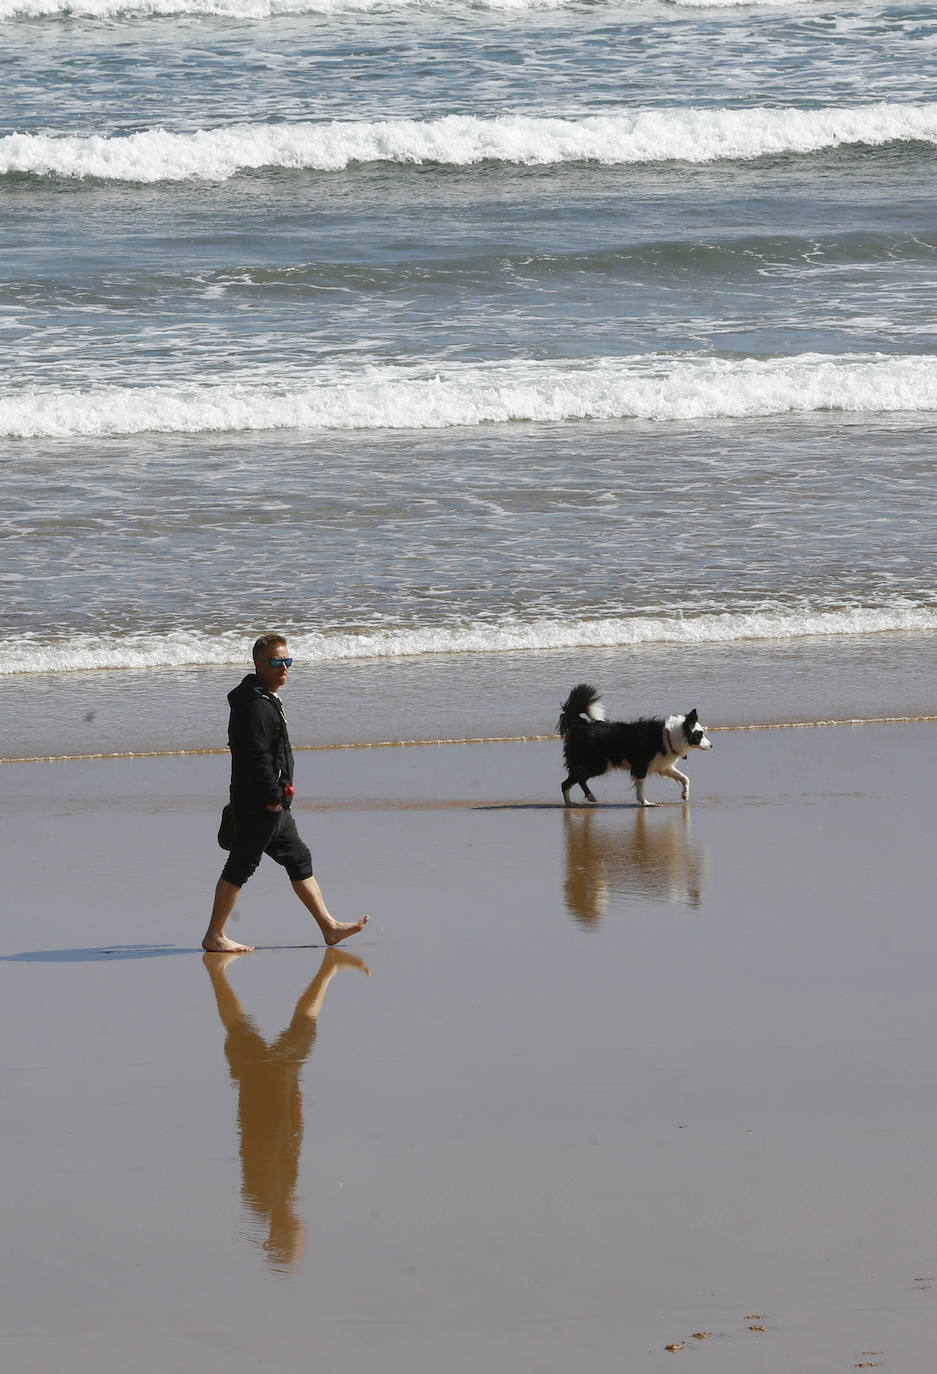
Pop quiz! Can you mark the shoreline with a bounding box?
[4,710,936,766]
[2,627,937,762]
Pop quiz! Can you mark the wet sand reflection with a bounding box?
[563,807,708,925]
[203,948,369,1271]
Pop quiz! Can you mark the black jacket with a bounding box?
[227,674,294,810]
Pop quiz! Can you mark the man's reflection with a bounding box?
[203,948,369,1270]
[563,806,707,925]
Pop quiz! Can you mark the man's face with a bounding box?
[254,643,290,693]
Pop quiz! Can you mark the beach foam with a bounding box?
[4,605,937,675]
[3,105,936,182]
[0,0,571,14]
[3,353,937,439]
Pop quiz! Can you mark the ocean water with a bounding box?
[3,0,937,756]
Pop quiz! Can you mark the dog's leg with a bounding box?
[634,775,653,808]
[660,764,690,801]
[561,776,588,806]
[562,775,596,806]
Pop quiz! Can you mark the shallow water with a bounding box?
[4,0,937,682]
[1,629,935,761]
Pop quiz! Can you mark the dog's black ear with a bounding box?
[686,708,698,724]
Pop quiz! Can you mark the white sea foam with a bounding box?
[668,0,804,8]
[4,605,937,675]
[4,353,937,438]
[0,0,570,14]
[3,104,936,182]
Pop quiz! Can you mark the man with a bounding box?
[202,633,369,954]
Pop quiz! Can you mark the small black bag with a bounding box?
[217,803,235,850]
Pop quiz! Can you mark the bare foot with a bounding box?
[322,914,370,947]
[202,933,256,953]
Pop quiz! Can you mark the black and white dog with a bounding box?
[558,683,712,807]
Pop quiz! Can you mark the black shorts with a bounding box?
[221,807,313,887]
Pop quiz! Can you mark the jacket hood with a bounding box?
[227,673,267,709]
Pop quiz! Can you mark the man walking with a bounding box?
[203,633,369,953]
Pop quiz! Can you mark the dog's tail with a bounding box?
[557,683,606,737]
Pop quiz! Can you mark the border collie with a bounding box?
[558,683,712,807]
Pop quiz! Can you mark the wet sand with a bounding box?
[2,723,936,1373]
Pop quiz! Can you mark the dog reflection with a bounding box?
[203,948,369,1270]
[563,807,707,925]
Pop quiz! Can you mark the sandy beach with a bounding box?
[2,720,936,1373]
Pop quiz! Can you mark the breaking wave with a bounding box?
[3,104,936,182]
[4,353,937,438]
[4,604,937,675]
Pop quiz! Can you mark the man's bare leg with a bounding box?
[291,876,369,946]
[203,877,256,953]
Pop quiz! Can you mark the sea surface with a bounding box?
[3,0,937,757]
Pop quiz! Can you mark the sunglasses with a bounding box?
[268,657,293,668]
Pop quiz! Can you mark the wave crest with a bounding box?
[5,605,937,675]
[3,105,936,182]
[4,354,937,438]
